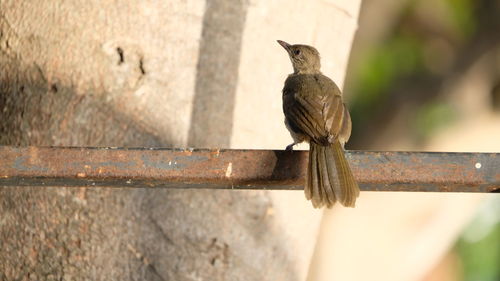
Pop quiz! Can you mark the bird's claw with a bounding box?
[285,143,295,151]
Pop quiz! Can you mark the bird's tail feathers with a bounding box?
[306,141,359,208]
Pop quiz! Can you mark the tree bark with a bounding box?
[0,1,361,280]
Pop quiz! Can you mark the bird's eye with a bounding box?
[294,49,301,55]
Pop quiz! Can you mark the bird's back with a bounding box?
[282,73,351,145]
[283,73,341,100]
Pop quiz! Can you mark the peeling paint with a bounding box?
[12,156,49,172]
[225,163,232,178]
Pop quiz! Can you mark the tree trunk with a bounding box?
[0,1,361,280]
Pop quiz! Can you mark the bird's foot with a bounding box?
[285,143,296,151]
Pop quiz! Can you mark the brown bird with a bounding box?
[277,40,359,208]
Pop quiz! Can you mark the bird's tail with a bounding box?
[306,141,359,208]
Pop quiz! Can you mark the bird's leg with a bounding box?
[285,143,297,151]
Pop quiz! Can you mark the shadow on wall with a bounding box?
[188,0,249,148]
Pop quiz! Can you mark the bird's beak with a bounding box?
[277,40,291,52]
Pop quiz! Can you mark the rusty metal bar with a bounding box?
[0,146,499,192]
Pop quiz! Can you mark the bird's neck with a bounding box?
[293,68,321,75]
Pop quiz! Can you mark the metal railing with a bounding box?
[1,146,499,192]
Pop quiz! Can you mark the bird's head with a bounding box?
[277,40,321,74]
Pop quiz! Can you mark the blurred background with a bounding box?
[0,0,498,280]
[319,0,500,280]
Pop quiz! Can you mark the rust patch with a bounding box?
[0,147,498,192]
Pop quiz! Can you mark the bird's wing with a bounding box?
[283,75,350,144]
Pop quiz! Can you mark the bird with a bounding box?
[277,40,359,208]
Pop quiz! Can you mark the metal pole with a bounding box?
[1,146,499,192]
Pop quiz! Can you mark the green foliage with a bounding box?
[348,0,481,143]
[414,101,456,140]
[350,35,425,125]
[445,0,476,38]
[456,197,500,281]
